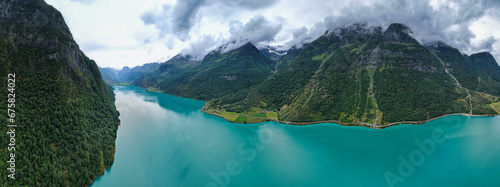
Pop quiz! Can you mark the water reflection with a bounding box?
[93,86,500,187]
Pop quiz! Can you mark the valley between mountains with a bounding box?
[101,23,500,128]
[3,0,500,186]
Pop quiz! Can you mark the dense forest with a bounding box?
[126,23,500,126]
[157,43,275,103]
[0,0,119,186]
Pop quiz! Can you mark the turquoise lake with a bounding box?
[92,86,500,187]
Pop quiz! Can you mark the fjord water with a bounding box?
[92,86,500,187]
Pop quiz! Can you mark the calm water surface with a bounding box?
[92,86,500,187]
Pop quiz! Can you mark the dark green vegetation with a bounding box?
[427,42,500,96]
[131,55,200,89]
[133,43,275,104]
[128,23,500,126]
[0,0,119,186]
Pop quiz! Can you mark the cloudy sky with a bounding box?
[45,0,500,68]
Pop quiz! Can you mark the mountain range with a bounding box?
[3,0,498,186]
[99,62,160,85]
[104,23,500,127]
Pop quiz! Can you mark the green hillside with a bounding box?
[0,0,119,186]
[118,63,160,83]
[428,42,500,96]
[131,55,200,89]
[204,23,500,126]
[153,42,275,104]
[129,23,500,127]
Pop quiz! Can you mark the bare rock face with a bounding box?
[0,0,92,81]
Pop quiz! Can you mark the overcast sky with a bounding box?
[45,0,500,69]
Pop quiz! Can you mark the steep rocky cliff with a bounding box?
[0,0,119,186]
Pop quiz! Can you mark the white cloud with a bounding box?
[46,0,500,68]
[46,0,176,68]
[469,14,500,62]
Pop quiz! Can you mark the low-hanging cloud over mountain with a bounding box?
[47,0,500,68]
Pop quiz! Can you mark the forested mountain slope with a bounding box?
[0,0,119,186]
[130,54,200,89]
[129,23,500,127]
[204,23,500,126]
[134,43,275,104]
